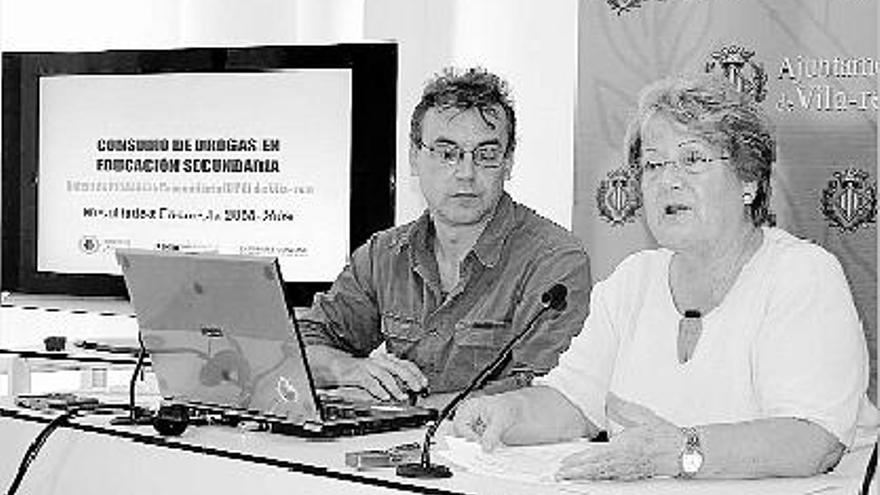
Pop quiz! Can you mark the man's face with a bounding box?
[410,106,512,228]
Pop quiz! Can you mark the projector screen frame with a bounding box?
[2,44,397,307]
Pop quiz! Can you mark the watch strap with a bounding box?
[678,426,703,479]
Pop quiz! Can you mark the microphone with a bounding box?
[541,283,568,312]
[396,284,569,479]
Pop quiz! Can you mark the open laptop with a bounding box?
[115,248,436,437]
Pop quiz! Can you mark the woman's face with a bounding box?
[639,113,751,252]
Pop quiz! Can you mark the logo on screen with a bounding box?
[276,376,299,404]
[78,235,101,254]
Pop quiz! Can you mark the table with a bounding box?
[0,404,876,495]
[0,298,876,494]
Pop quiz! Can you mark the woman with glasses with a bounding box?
[453,73,871,480]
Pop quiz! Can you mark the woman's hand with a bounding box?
[453,387,593,451]
[452,395,520,452]
[556,393,683,481]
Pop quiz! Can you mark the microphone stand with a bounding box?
[397,286,567,479]
[111,332,153,425]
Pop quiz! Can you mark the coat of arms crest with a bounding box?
[606,0,648,14]
[705,45,768,103]
[597,166,642,226]
[820,168,877,232]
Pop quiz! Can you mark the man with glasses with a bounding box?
[300,67,591,406]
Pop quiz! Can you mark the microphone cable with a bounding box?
[5,409,76,495]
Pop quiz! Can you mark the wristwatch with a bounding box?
[678,426,704,479]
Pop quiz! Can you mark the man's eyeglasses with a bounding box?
[641,150,729,177]
[420,142,506,169]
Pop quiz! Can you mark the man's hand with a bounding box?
[452,395,520,452]
[330,348,428,402]
[555,393,682,481]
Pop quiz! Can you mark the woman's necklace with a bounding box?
[674,227,762,363]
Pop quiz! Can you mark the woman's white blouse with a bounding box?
[536,227,868,446]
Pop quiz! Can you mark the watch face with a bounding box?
[682,451,703,473]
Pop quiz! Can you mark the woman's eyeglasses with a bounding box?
[420,142,506,170]
[642,150,729,178]
[677,309,703,364]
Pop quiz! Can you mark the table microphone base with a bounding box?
[110,406,154,426]
[396,462,453,478]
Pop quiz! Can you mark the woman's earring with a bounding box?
[743,192,754,205]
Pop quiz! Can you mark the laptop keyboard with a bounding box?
[179,397,437,438]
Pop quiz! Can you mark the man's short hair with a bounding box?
[410,67,517,157]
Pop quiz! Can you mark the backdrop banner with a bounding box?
[575,0,877,399]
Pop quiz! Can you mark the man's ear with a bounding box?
[503,156,514,180]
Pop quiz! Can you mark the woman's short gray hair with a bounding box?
[624,74,777,226]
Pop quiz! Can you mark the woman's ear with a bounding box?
[742,181,758,205]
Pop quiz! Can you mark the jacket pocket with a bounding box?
[451,319,511,372]
[454,319,510,346]
[380,311,422,356]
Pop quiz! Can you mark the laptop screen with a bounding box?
[116,248,322,423]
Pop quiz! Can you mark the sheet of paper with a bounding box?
[438,436,591,484]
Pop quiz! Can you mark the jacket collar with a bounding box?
[399,192,515,270]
